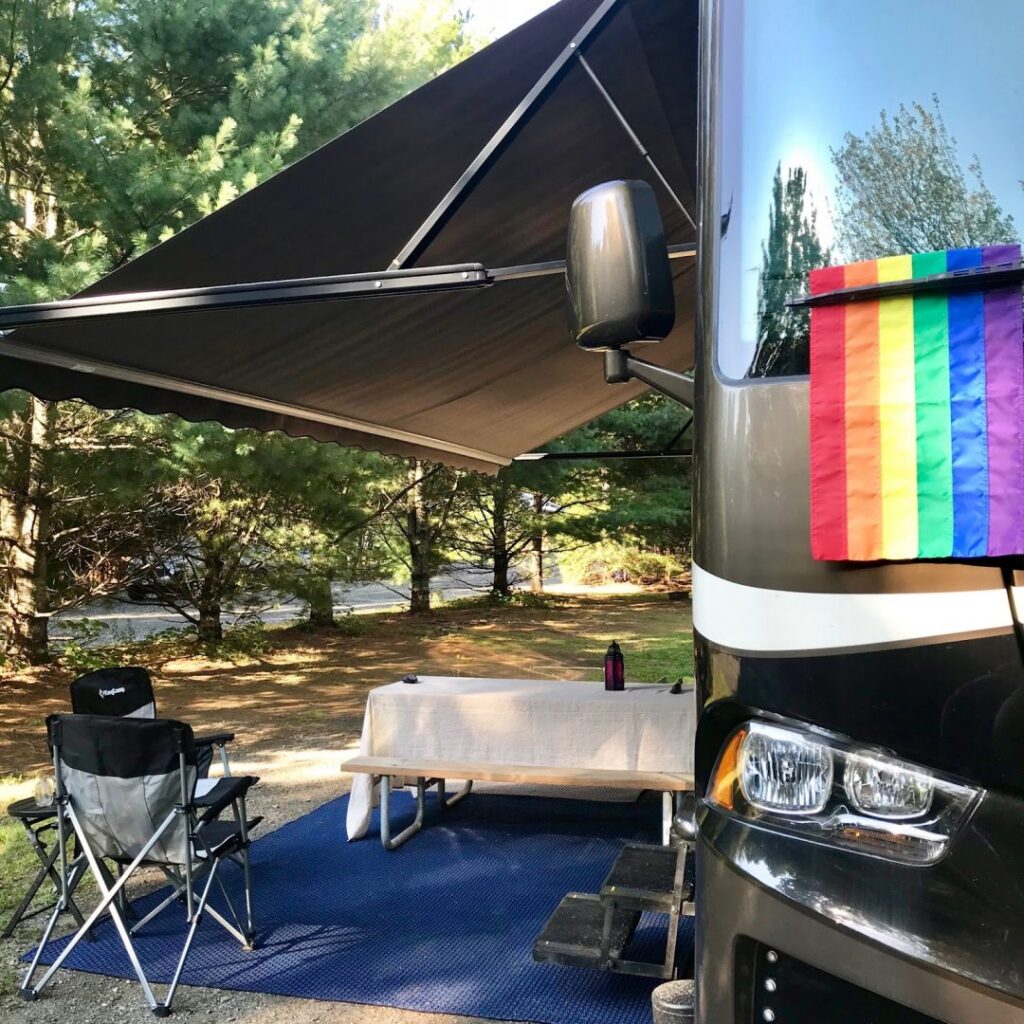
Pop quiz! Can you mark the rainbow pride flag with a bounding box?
[810,244,1024,561]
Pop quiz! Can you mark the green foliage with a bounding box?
[456,593,695,682]
[0,1,475,661]
[620,550,689,587]
[831,96,1017,262]
[0,814,36,925]
[288,610,372,636]
[749,163,829,377]
[0,0,473,297]
[557,539,688,588]
[54,617,279,670]
[206,619,273,658]
[0,805,92,978]
[549,393,692,556]
[51,617,111,673]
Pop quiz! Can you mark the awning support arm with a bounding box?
[514,410,693,462]
[514,448,692,462]
[491,242,694,281]
[0,265,491,330]
[388,0,625,271]
[0,248,696,331]
[574,53,696,231]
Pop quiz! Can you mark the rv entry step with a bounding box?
[532,892,641,970]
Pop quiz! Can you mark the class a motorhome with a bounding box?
[4,0,1024,1020]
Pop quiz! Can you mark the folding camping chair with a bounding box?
[69,666,236,778]
[20,714,260,1016]
[2,668,238,939]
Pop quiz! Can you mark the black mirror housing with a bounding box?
[566,179,675,351]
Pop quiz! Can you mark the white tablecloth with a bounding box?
[345,676,696,840]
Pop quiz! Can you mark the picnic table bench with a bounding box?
[343,754,694,849]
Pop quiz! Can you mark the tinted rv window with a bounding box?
[715,0,1024,380]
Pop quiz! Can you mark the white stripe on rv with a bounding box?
[692,563,1013,653]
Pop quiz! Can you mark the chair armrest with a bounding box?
[193,775,258,823]
[193,731,236,748]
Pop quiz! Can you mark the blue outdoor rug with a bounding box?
[28,791,694,1024]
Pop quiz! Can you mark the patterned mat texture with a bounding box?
[27,791,693,1024]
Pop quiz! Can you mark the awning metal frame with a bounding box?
[0,0,697,470]
[388,0,625,270]
[515,414,693,462]
[389,0,696,271]
[0,245,694,330]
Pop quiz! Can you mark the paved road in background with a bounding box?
[51,565,542,642]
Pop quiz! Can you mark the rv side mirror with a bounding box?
[566,179,675,352]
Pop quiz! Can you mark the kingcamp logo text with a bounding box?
[99,687,126,698]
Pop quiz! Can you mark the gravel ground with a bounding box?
[1,744,507,1024]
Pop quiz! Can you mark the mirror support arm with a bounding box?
[603,349,693,409]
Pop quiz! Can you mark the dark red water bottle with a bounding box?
[604,641,625,691]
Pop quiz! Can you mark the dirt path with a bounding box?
[0,594,691,1024]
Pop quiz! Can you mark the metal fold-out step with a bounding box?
[600,842,684,912]
[532,839,694,980]
[532,892,640,970]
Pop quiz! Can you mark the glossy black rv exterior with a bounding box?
[694,1,1024,1021]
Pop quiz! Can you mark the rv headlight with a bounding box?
[708,719,981,865]
[739,723,833,815]
[844,752,933,819]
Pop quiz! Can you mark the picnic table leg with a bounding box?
[437,778,473,809]
[379,775,427,850]
[662,792,673,846]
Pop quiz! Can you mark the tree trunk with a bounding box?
[487,481,516,598]
[406,460,432,614]
[491,484,511,597]
[307,576,335,627]
[1,397,54,665]
[197,606,223,643]
[196,551,224,642]
[530,493,545,594]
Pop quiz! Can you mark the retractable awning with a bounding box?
[0,0,697,472]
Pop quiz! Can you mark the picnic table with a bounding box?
[343,676,696,847]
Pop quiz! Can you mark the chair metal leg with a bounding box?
[2,836,59,939]
[163,861,220,1013]
[379,775,426,850]
[236,792,255,944]
[3,821,88,938]
[21,804,175,1009]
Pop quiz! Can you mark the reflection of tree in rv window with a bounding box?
[749,164,829,378]
[831,97,1017,262]
[747,96,1019,381]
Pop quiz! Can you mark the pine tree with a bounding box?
[0,1,473,662]
[748,164,829,378]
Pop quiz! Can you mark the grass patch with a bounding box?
[440,592,571,612]
[0,812,38,925]
[453,594,693,682]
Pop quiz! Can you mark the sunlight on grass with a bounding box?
[452,595,694,681]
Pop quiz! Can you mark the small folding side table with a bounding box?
[2,797,88,939]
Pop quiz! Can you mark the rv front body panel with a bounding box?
[694,1,1024,1020]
